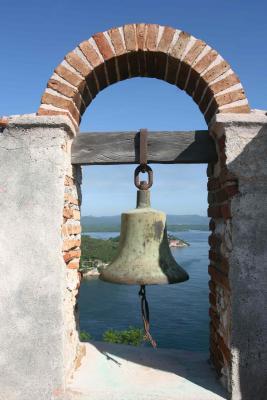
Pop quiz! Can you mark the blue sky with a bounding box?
[1,0,266,216]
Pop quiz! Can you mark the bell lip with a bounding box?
[99,272,189,285]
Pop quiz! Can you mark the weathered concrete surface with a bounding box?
[211,110,267,400]
[0,115,75,400]
[66,341,227,400]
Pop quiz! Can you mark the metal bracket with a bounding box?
[139,128,148,171]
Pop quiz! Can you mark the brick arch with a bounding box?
[38,24,250,128]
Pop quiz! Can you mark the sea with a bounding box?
[79,230,210,352]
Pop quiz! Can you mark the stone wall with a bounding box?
[62,163,83,381]
[208,111,267,399]
[0,115,82,399]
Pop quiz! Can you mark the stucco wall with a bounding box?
[209,111,267,399]
[0,115,78,400]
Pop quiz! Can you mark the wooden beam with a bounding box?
[71,130,217,165]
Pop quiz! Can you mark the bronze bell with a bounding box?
[99,189,189,285]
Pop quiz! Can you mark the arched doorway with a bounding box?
[37,23,251,397]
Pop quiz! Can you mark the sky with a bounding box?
[1,0,266,216]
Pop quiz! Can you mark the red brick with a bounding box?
[220,104,250,114]
[209,250,220,263]
[108,28,129,80]
[209,279,216,294]
[108,28,125,56]
[63,207,73,219]
[145,24,159,77]
[155,26,175,80]
[183,40,206,65]
[209,73,240,95]
[218,135,225,150]
[93,32,114,60]
[207,177,220,191]
[209,307,220,330]
[169,31,191,60]
[73,209,81,220]
[92,33,117,85]
[37,107,72,122]
[128,52,139,77]
[67,259,80,270]
[208,206,222,218]
[63,249,81,263]
[194,49,218,74]
[79,40,102,68]
[55,64,85,88]
[116,54,129,81]
[208,233,221,248]
[62,224,81,235]
[62,239,81,251]
[209,219,216,231]
[65,52,91,77]
[185,68,199,95]
[209,292,217,307]
[165,56,179,84]
[216,185,238,203]
[157,26,175,52]
[64,176,74,186]
[204,98,218,123]
[86,71,99,98]
[48,80,85,114]
[154,52,167,80]
[64,193,79,205]
[219,167,237,184]
[0,116,8,127]
[221,203,232,220]
[217,334,231,363]
[136,23,146,50]
[215,89,246,107]
[176,61,191,90]
[193,78,208,105]
[198,86,214,114]
[145,24,158,51]
[123,24,138,77]
[220,257,229,274]
[224,185,239,198]
[48,79,77,98]
[123,24,137,51]
[208,264,230,290]
[41,92,80,124]
[202,61,230,84]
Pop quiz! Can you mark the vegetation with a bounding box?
[80,235,119,266]
[103,326,144,346]
[79,327,144,346]
[79,330,93,342]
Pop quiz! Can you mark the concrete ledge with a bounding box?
[66,341,227,400]
[5,114,77,137]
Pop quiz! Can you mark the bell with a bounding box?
[99,189,189,285]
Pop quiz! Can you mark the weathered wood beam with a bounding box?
[71,130,217,165]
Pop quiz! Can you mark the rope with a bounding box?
[138,285,157,349]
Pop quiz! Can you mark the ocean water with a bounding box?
[79,230,210,351]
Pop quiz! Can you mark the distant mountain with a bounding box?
[81,214,209,232]
[166,214,209,225]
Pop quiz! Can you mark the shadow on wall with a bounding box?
[227,124,267,400]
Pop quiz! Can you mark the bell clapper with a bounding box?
[139,285,157,348]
